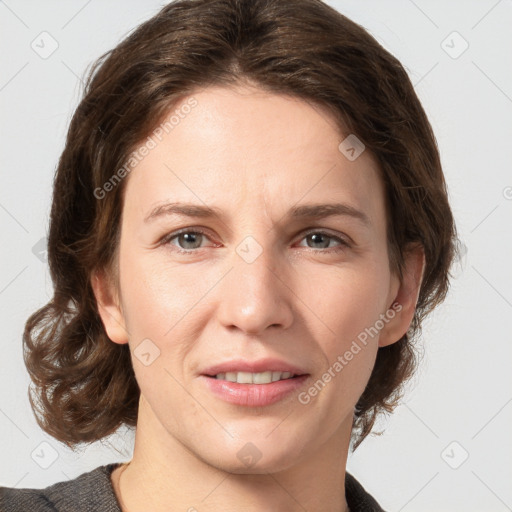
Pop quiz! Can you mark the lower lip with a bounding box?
[200,375,309,407]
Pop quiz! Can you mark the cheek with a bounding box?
[303,260,391,405]
[118,253,205,417]
[119,249,206,337]
[306,262,390,350]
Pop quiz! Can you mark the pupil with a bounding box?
[310,233,328,248]
[180,232,201,249]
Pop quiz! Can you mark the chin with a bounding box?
[215,452,301,475]
[198,435,308,475]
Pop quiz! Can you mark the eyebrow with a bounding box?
[144,201,371,226]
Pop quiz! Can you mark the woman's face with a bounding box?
[96,84,419,473]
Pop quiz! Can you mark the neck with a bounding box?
[113,397,352,512]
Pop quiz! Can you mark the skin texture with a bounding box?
[93,84,425,512]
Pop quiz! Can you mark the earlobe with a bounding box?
[90,269,129,345]
[378,244,425,348]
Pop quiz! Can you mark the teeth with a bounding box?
[253,371,272,384]
[214,371,295,384]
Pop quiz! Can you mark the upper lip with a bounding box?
[201,358,308,376]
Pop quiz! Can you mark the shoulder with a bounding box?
[0,463,123,512]
[345,471,387,512]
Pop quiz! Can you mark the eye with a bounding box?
[297,230,350,252]
[161,229,214,252]
[161,228,350,254]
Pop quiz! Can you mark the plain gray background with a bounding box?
[1,1,511,510]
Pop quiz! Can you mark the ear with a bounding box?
[90,268,129,345]
[378,244,425,348]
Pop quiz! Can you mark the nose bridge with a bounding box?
[216,233,294,334]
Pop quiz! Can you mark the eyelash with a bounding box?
[160,228,351,255]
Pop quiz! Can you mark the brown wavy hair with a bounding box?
[23,0,458,451]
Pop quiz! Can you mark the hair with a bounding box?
[23,0,458,451]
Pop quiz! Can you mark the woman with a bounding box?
[0,0,457,510]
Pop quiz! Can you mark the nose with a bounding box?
[216,242,294,336]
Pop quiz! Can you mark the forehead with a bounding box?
[122,85,385,226]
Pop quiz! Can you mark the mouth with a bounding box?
[201,370,310,407]
[200,359,309,406]
[205,370,301,384]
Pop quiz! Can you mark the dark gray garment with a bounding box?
[0,463,386,511]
